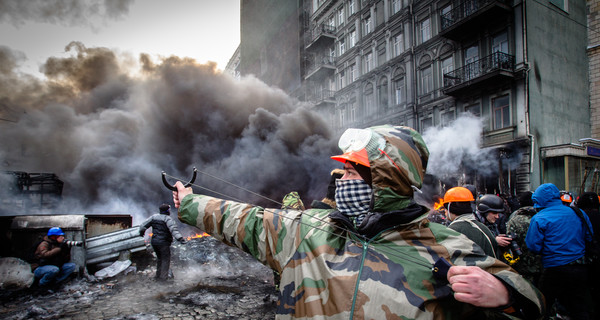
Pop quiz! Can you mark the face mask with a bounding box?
[335,179,372,220]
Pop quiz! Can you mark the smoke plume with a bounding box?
[0,0,133,28]
[423,113,496,178]
[0,43,338,223]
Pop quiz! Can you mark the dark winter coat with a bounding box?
[33,236,71,270]
[139,213,184,246]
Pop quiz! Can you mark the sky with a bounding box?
[0,0,241,76]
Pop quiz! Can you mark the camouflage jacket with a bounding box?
[506,207,542,284]
[177,126,543,319]
[178,196,544,319]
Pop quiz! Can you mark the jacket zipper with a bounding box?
[349,238,369,320]
[348,226,396,319]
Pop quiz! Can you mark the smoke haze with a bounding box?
[423,113,496,178]
[0,43,338,223]
[0,0,133,28]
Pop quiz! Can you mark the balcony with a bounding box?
[443,52,515,96]
[305,55,336,80]
[307,89,336,107]
[305,23,336,50]
[439,0,511,41]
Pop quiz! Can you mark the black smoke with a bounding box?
[0,0,133,28]
[0,43,338,222]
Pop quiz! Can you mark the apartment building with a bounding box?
[239,0,596,195]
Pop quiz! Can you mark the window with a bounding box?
[440,4,452,29]
[391,0,402,14]
[329,46,336,59]
[392,33,404,57]
[377,43,386,66]
[549,0,568,12]
[349,100,356,123]
[328,15,335,28]
[339,38,346,55]
[492,32,508,53]
[349,29,357,48]
[492,32,509,68]
[339,69,346,88]
[464,0,480,16]
[363,15,372,34]
[365,83,374,117]
[465,104,481,117]
[464,45,479,80]
[419,18,431,43]
[441,56,453,76]
[338,6,345,26]
[420,65,433,94]
[365,52,373,72]
[441,111,455,127]
[421,117,433,131]
[395,76,405,104]
[338,107,346,127]
[348,0,355,15]
[441,4,452,16]
[379,77,388,108]
[365,95,374,117]
[350,64,358,82]
[492,95,510,129]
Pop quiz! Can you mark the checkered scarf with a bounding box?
[335,179,372,226]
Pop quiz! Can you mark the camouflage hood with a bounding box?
[361,125,429,212]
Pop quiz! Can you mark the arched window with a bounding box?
[393,68,406,105]
[364,83,374,117]
[378,76,388,109]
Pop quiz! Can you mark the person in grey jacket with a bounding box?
[139,203,186,280]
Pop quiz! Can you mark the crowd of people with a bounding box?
[438,183,599,319]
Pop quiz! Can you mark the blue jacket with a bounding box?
[526,183,593,268]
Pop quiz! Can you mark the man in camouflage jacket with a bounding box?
[173,125,544,319]
[506,192,542,286]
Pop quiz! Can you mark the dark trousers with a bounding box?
[152,244,171,280]
[539,263,591,320]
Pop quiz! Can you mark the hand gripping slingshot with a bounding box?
[162,168,197,191]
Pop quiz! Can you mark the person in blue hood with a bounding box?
[526,183,593,320]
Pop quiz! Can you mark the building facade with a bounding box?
[239,0,597,196]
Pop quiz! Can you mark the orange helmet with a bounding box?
[560,191,573,203]
[443,187,475,204]
[331,128,374,167]
[331,148,370,167]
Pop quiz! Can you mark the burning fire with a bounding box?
[187,232,210,240]
[433,198,445,210]
[146,232,210,241]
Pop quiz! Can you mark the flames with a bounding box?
[146,232,210,241]
[187,232,210,240]
[433,198,445,210]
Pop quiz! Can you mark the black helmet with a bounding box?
[476,194,505,214]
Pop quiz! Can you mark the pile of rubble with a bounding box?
[0,236,278,320]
